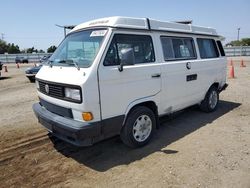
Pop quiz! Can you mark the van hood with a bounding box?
[35,65,90,85]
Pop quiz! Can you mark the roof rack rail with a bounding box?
[70,17,218,36]
[175,20,193,25]
[55,24,76,36]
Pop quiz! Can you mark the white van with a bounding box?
[33,17,228,147]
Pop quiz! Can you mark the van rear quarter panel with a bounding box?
[191,58,227,98]
[155,33,227,115]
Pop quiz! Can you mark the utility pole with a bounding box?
[237,28,240,41]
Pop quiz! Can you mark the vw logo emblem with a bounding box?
[45,84,49,94]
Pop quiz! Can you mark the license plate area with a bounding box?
[39,117,53,133]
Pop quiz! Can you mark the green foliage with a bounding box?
[0,39,49,54]
[0,39,8,54]
[241,38,250,45]
[0,39,20,54]
[38,49,45,53]
[0,39,56,54]
[26,47,38,53]
[226,38,250,46]
[7,43,20,54]
[47,45,57,53]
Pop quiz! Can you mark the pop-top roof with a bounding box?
[70,16,218,36]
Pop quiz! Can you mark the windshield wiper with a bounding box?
[58,59,80,70]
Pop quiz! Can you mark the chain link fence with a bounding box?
[224,46,250,56]
[0,53,52,63]
[0,46,249,63]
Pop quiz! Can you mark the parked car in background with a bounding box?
[15,56,29,64]
[39,55,51,63]
[25,64,43,82]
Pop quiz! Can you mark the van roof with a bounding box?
[70,16,218,36]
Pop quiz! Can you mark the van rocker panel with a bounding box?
[33,103,124,146]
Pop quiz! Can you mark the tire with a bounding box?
[120,106,156,148]
[200,86,219,112]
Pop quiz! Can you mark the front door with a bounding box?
[98,33,161,120]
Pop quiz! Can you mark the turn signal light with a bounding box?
[82,112,93,121]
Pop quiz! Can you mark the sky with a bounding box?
[0,0,249,51]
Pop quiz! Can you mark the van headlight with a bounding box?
[64,88,81,101]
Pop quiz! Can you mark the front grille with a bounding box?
[39,81,64,98]
[37,79,82,103]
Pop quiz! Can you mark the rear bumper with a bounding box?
[33,103,101,146]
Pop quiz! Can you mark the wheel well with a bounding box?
[211,82,219,90]
[125,101,160,128]
[201,82,220,104]
[204,82,219,97]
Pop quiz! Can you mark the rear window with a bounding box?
[216,41,225,56]
[197,38,219,59]
[161,37,196,61]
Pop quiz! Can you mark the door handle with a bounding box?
[151,73,161,78]
[186,62,191,70]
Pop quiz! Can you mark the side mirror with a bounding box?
[118,48,135,72]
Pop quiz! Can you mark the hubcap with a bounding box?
[209,90,218,109]
[133,115,152,142]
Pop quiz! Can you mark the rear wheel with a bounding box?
[120,106,156,148]
[200,86,219,112]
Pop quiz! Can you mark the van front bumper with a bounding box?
[32,103,101,146]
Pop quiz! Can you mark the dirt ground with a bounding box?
[0,58,249,188]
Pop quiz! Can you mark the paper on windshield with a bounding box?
[90,30,107,37]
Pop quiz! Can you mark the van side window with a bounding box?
[216,41,225,56]
[104,34,155,66]
[197,38,219,58]
[161,37,196,61]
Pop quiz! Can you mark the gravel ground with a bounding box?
[0,58,249,188]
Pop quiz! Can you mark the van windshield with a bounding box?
[49,29,107,68]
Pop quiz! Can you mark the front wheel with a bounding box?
[200,86,219,112]
[120,106,156,148]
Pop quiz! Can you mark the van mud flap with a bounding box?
[219,83,228,93]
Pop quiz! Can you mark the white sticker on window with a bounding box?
[90,30,107,37]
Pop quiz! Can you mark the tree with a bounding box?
[241,38,250,46]
[0,39,8,54]
[226,38,250,46]
[38,49,45,53]
[26,47,38,53]
[47,45,57,53]
[0,40,20,54]
[7,43,20,54]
